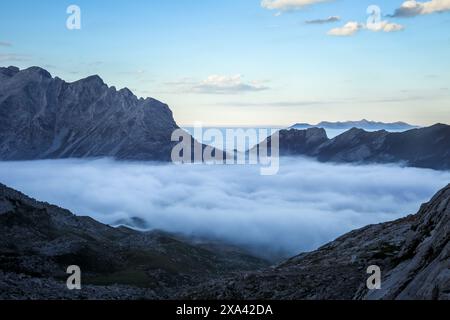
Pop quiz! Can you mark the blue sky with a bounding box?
[1,0,449,126]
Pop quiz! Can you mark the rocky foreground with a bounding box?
[0,182,449,300]
[0,183,268,299]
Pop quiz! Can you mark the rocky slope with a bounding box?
[0,183,268,299]
[0,66,181,161]
[1,182,448,300]
[258,124,450,170]
[180,184,450,300]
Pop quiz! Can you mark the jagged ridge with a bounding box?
[257,124,450,170]
[0,66,178,161]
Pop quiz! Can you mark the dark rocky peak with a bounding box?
[282,127,328,138]
[0,66,52,85]
[83,74,104,85]
[304,127,328,139]
[118,87,134,98]
[0,65,191,161]
[273,128,329,156]
[0,66,20,78]
[331,127,388,142]
[426,123,449,131]
[21,66,52,79]
[72,74,105,87]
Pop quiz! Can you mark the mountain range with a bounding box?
[0,65,449,300]
[1,66,449,171]
[256,124,450,170]
[1,182,448,299]
[291,120,419,131]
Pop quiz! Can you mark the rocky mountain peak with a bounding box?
[118,87,134,97]
[78,74,105,86]
[0,66,20,78]
[0,66,185,161]
[22,66,52,79]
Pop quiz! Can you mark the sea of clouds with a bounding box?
[0,157,449,259]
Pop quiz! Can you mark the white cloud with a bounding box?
[328,20,404,36]
[327,21,363,36]
[168,75,269,94]
[367,21,405,32]
[392,0,450,17]
[261,0,332,11]
[1,158,448,259]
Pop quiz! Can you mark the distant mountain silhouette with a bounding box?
[291,119,418,131]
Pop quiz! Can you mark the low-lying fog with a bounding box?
[0,158,449,259]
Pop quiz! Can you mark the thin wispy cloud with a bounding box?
[168,75,269,95]
[305,16,340,24]
[0,41,12,47]
[118,69,146,75]
[0,53,30,62]
[390,0,450,17]
[217,100,330,107]
[218,92,449,108]
[261,0,333,11]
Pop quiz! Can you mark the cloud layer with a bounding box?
[0,158,448,259]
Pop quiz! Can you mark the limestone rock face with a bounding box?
[0,66,179,161]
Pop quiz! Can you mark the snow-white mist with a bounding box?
[0,157,448,259]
